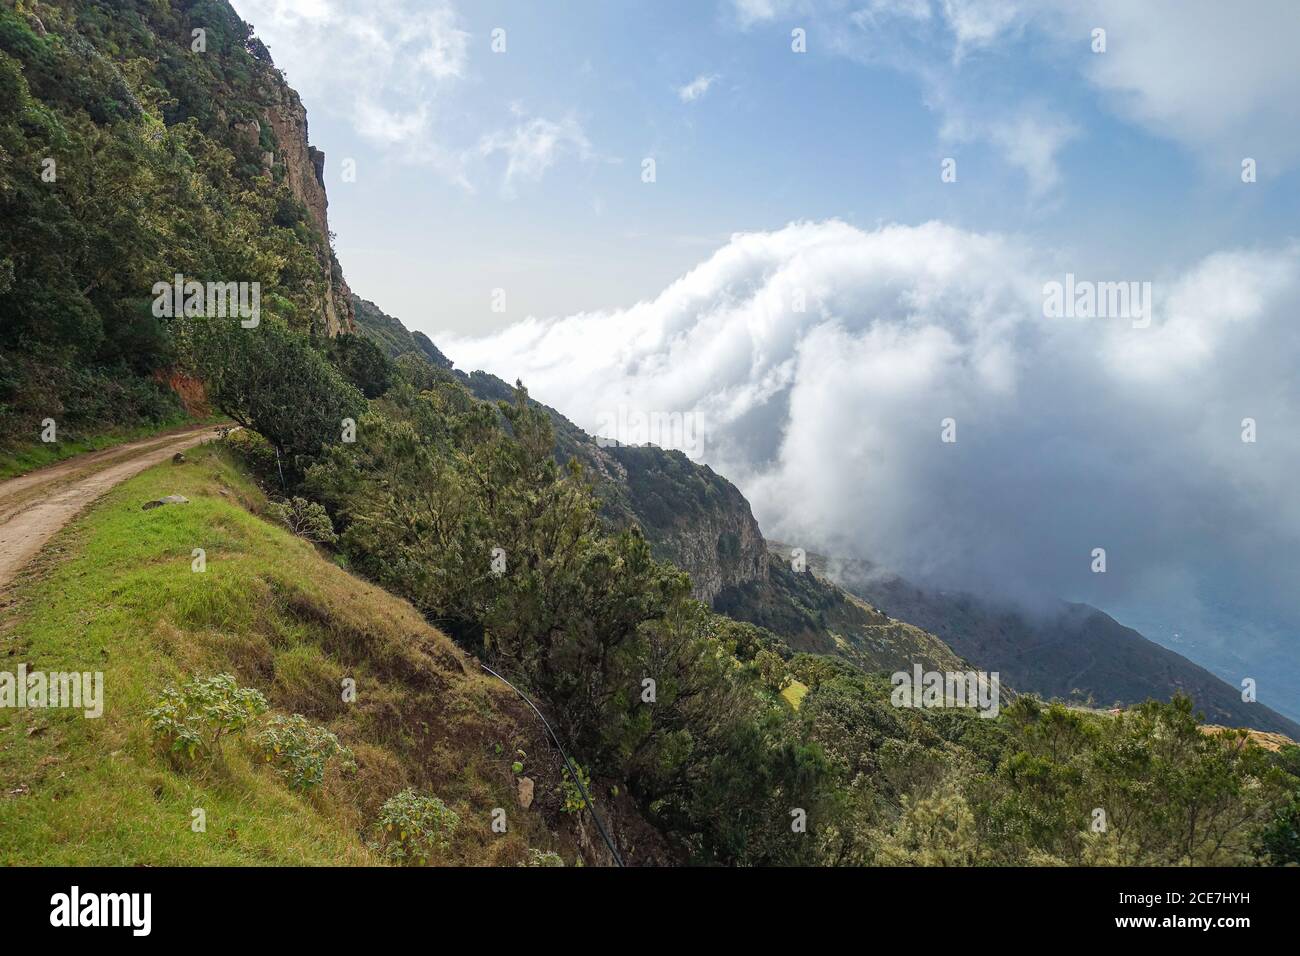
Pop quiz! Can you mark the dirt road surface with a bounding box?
[0,424,225,591]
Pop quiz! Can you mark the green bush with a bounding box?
[560,762,592,815]
[370,789,461,865]
[266,496,338,544]
[179,318,364,478]
[254,713,355,791]
[147,674,268,762]
[521,848,565,867]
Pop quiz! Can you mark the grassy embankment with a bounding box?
[0,443,575,865]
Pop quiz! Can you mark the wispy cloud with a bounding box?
[729,0,1300,180]
[940,106,1079,199]
[677,73,721,102]
[477,115,594,198]
[236,0,469,171]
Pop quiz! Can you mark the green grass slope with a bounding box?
[0,443,619,865]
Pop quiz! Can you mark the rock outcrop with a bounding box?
[599,444,769,603]
[254,76,353,335]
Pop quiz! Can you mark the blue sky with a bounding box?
[237,0,1299,333]
[234,1,1300,720]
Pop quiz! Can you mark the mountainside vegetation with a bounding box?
[716,549,967,675]
[158,320,1300,865]
[2,0,1297,867]
[0,0,350,452]
[0,443,652,865]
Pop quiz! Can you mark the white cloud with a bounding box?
[731,0,1300,189]
[677,73,721,103]
[985,111,1079,197]
[730,0,789,26]
[234,0,469,165]
[1062,0,1300,173]
[440,221,1300,625]
[477,115,593,198]
[940,0,1026,58]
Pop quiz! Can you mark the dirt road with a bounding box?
[0,424,225,590]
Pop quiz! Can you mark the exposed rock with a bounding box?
[260,81,353,336]
[232,118,260,146]
[601,445,768,603]
[516,776,535,810]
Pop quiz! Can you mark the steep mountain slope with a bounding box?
[821,554,1300,738]
[715,548,968,675]
[355,300,965,676]
[354,295,769,605]
[0,442,666,865]
[352,296,452,370]
[6,0,1297,871]
[352,298,1297,736]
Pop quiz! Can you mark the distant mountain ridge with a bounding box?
[813,550,1300,738]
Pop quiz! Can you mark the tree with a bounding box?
[180,318,363,475]
[320,332,392,399]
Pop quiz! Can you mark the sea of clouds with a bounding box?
[441,220,1300,711]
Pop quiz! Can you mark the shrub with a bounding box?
[255,714,355,791]
[370,789,461,865]
[521,848,565,867]
[266,496,337,544]
[221,427,281,485]
[147,674,268,762]
[321,333,393,399]
[560,762,592,815]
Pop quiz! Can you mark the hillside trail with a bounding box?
[0,423,225,593]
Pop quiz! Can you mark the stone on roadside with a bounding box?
[142,495,189,511]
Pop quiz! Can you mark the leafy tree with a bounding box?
[179,318,363,476]
[320,332,392,399]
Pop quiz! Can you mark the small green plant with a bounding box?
[521,848,565,867]
[147,674,268,762]
[265,496,338,544]
[511,761,524,774]
[255,714,356,791]
[370,789,461,865]
[560,762,592,815]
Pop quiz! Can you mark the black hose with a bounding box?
[479,661,626,867]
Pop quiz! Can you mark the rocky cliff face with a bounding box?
[247,74,353,335]
[452,372,769,604]
[600,444,768,603]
